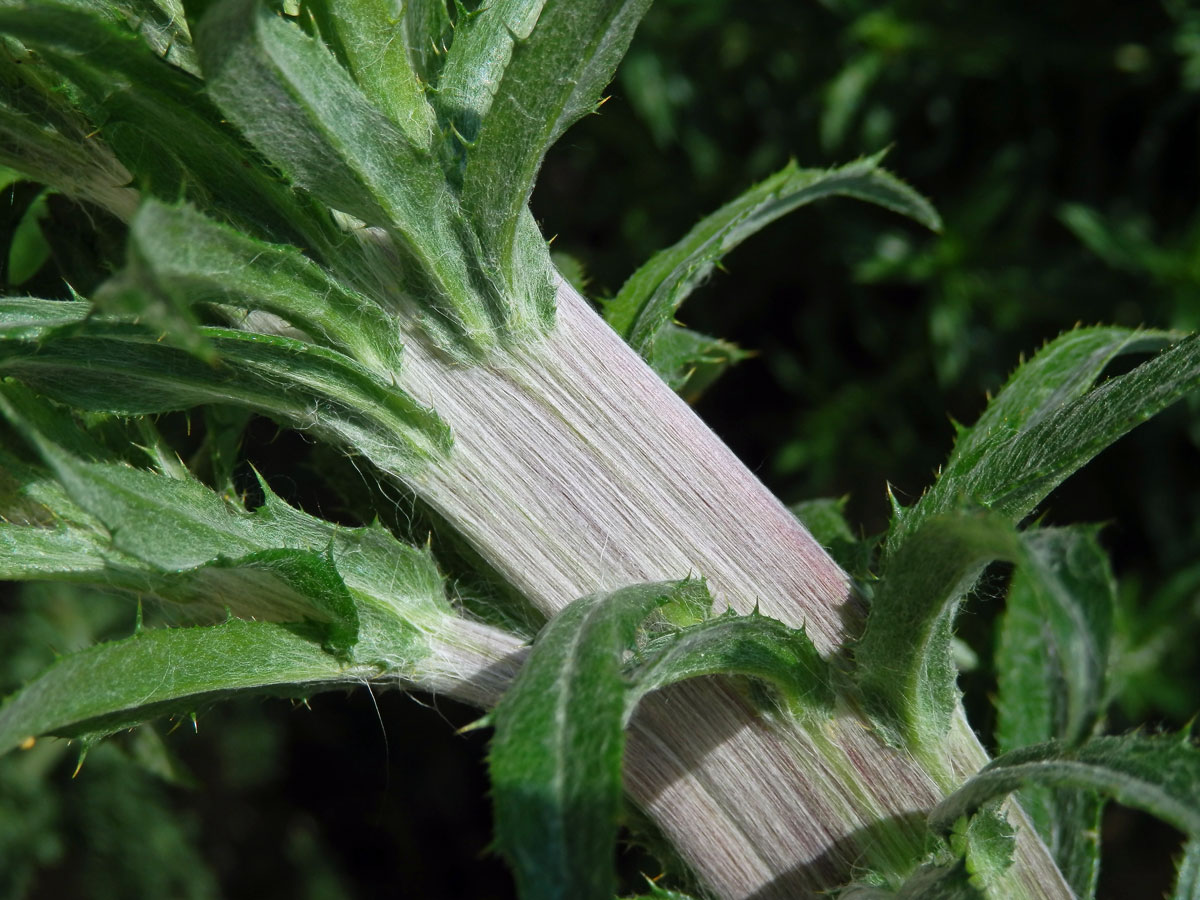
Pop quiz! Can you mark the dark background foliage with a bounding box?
[2,0,1200,896]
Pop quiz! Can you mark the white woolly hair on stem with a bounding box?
[369,274,1076,899]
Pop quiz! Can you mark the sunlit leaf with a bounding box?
[605,152,941,357]
[887,327,1184,556]
[0,618,362,756]
[930,733,1200,839]
[0,299,449,475]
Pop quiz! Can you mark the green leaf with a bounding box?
[895,864,982,899]
[855,511,1019,746]
[1059,203,1182,280]
[0,295,91,339]
[490,580,708,900]
[621,880,699,900]
[101,199,403,372]
[194,404,253,494]
[193,0,426,227]
[947,806,1014,893]
[604,152,941,356]
[192,0,513,351]
[791,497,857,547]
[400,0,453,87]
[887,326,1184,556]
[1026,788,1103,900]
[930,733,1200,839]
[0,2,321,245]
[6,187,52,286]
[996,526,1116,749]
[247,471,452,626]
[0,38,139,221]
[462,0,653,283]
[0,618,364,756]
[0,387,451,631]
[859,328,1200,746]
[0,301,450,475]
[992,526,1113,900]
[841,863,982,900]
[437,0,546,147]
[644,324,752,400]
[0,392,359,644]
[0,523,360,656]
[859,515,1119,751]
[625,609,832,721]
[490,579,831,900]
[1109,562,1200,722]
[791,496,878,582]
[304,0,437,146]
[1175,838,1200,900]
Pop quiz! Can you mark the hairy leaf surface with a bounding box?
[930,733,1200,838]
[489,579,830,900]
[490,580,707,900]
[1175,839,1200,900]
[0,301,449,474]
[992,527,1113,897]
[192,0,509,350]
[856,512,1019,745]
[0,2,318,243]
[436,0,546,146]
[462,0,653,284]
[305,0,437,146]
[996,526,1115,749]
[104,199,403,373]
[643,323,752,400]
[605,152,941,356]
[625,609,832,721]
[887,327,1183,556]
[859,515,1120,750]
[0,619,362,756]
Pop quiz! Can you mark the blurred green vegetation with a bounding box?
[3,0,1200,896]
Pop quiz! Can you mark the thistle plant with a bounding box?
[1,2,1199,898]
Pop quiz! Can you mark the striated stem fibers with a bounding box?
[396,277,1072,898]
